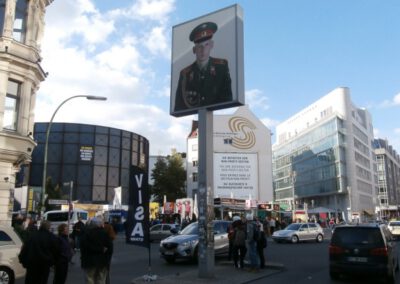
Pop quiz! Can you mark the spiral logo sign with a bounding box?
[228,116,257,149]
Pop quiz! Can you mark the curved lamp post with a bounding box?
[41,95,107,215]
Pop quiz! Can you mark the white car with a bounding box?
[388,221,400,238]
[0,225,26,284]
[272,222,324,243]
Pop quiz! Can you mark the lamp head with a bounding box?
[86,96,107,101]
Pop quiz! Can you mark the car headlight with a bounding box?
[179,239,198,249]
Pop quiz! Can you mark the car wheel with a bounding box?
[192,246,199,263]
[0,267,14,284]
[164,256,176,264]
[291,235,299,244]
[316,234,323,243]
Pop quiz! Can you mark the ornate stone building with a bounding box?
[0,0,53,225]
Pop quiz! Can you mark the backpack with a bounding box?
[233,227,246,246]
[253,224,261,242]
[258,230,267,248]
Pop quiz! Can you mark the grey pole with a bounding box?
[41,95,107,216]
[197,109,215,278]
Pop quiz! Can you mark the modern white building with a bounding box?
[0,0,53,225]
[272,87,377,222]
[373,138,400,219]
[186,106,273,202]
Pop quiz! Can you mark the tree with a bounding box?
[43,176,62,212]
[151,152,186,203]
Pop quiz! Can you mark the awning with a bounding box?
[307,207,336,214]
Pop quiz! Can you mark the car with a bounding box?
[0,225,26,284]
[329,223,398,282]
[149,223,180,242]
[159,220,231,263]
[387,221,400,239]
[272,222,324,243]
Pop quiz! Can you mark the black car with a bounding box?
[329,223,398,283]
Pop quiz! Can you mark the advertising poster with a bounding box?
[170,4,244,117]
[125,166,149,248]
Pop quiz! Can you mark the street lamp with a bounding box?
[40,95,107,215]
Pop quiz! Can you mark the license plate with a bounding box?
[164,251,174,256]
[347,257,367,263]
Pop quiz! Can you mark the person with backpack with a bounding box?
[245,213,259,272]
[232,215,246,269]
[255,218,267,269]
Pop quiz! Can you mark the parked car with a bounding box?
[159,220,231,263]
[0,225,26,284]
[150,223,180,242]
[387,221,400,239]
[43,209,89,234]
[272,222,324,243]
[329,223,398,282]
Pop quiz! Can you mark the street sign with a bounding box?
[48,199,68,205]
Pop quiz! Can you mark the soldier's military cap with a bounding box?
[189,22,218,43]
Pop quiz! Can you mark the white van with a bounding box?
[43,209,89,234]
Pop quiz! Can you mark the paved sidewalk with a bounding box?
[131,261,285,284]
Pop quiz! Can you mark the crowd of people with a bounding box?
[15,215,116,284]
[227,214,270,272]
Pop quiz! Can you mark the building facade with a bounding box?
[186,106,273,202]
[373,138,400,219]
[29,122,149,208]
[0,0,53,225]
[272,87,377,222]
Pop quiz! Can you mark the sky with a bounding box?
[35,0,400,156]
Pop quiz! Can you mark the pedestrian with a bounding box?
[72,216,85,251]
[256,223,267,269]
[53,223,74,284]
[103,222,116,284]
[245,213,259,272]
[18,220,59,284]
[80,217,112,284]
[227,217,236,261]
[262,216,270,237]
[269,217,276,235]
[232,215,247,269]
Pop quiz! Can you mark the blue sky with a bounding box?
[35,0,400,155]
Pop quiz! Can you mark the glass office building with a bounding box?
[29,122,149,204]
[272,87,376,222]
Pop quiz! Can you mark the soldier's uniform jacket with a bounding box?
[175,56,232,111]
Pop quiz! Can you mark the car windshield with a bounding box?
[332,227,384,246]
[389,222,400,227]
[179,222,198,235]
[286,223,302,231]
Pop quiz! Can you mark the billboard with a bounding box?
[170,4,244,117]
[214,152,258,199]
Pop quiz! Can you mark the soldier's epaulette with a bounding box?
[211,58,227,65]
[181,65,193,74]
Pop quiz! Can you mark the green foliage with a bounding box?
[43,176,62,212]
[150,152,186,203]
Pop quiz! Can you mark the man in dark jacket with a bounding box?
[80,217,113,284]
[18,220,59,284]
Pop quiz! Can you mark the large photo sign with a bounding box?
[214,152,258,199]
[170,4,244,117]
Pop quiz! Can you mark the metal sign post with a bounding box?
[198,109,215,278]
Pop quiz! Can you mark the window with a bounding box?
[0,0,5,35]
[13,0,28,42]
[192,160,198,167]
[0,230,14,246]
[192,172,198,182]
[4,80,20,131]
[192,144,198,151]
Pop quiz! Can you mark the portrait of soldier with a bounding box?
[174,21,233,112]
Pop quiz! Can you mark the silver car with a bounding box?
[149,223,180,242]
[159,220,231,263]
[272,222,324,243]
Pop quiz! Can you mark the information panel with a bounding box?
[214,152,258,199]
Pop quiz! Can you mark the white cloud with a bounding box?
[378,92,400,108]
[245,89,270,110]
[131,0,176,22]
[260,117,280,130]
[144,26,170,57]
